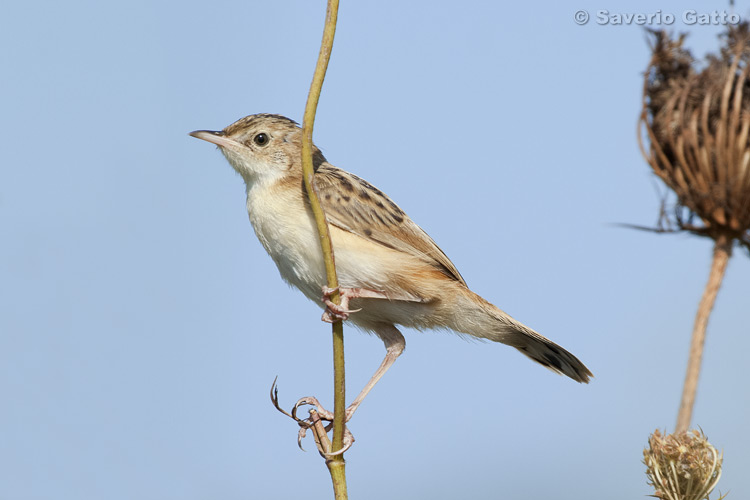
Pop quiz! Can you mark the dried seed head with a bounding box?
[643,429,725,500]
[639,24,750,253]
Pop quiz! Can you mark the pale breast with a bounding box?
[245,183,327,302]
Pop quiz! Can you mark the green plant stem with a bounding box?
[299,0,346,498]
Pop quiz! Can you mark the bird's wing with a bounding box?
[313,164,467,286]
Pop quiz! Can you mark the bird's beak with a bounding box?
[189,130,242,150]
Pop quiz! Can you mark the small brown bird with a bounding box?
[190,114,592,420]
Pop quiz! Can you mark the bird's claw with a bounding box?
[292,396,355,456]
[321,286,362,322]
[321,306,362,323]
[293,396,334,421]
[324,430,354,457]
[271,379,355,456]
[297,426,308,451]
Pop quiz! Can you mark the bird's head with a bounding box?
[190,113,325,186]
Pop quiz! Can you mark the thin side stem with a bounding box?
[675,234,732,433]
[299,0,346,498]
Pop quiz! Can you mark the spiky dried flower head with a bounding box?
[639,23,750,253]
[643,429,725,500]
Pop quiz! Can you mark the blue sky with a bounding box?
[2,1,748,499]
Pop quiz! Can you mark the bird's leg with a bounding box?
[280,320,404,455]
[343,325,405,419]
[320,286,388,323]
[294,325,405,423]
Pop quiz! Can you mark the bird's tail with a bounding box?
[450,289,593,383]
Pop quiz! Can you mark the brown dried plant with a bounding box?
[644,429,725,500]
[640,25,750,250]
[639,24,750,435]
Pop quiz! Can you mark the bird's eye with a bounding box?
[253,133,269,146]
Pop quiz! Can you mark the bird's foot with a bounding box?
[320,286,388,322]
[270,378,354,457]
[321,285,361,322]
[293,396,355,456]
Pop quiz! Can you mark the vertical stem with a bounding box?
[675,234,732,433]
[298,0,346,498]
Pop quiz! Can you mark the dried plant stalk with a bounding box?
[638,24,750,434]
